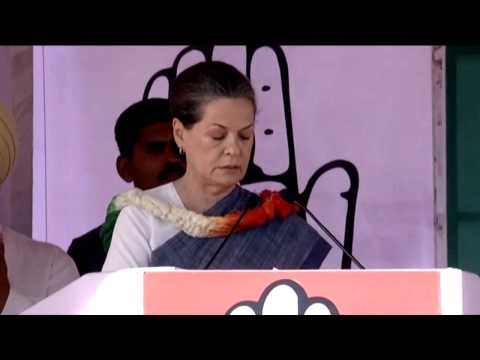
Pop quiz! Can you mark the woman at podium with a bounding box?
[102,61,331,272]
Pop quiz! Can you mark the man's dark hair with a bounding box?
[114,98,172,158]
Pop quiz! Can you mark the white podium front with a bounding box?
[22,268,480,315]
[23,267,174,315]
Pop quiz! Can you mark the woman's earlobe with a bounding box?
[172,118,184,144]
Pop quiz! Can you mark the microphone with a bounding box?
[204,194,258,269]
[280,189,366,270]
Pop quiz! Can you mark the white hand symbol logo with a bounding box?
[227,279,338,315]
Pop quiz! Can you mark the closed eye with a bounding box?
[211,135,226,141]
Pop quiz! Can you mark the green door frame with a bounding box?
[446,46,480,270]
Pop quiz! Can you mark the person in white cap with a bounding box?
[0,102,79,315]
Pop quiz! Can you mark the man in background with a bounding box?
[68,98,185,275]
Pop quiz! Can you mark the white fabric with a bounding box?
[102,182,184,272]
[1,224,79,314]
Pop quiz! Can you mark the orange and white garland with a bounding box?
[112,188,299,238]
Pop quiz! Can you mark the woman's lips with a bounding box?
[219,165,241,171]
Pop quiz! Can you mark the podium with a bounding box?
[22,268,480,315]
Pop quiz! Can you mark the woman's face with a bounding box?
[174,97,255,189]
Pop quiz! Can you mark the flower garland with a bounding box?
[110,188,299,238]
